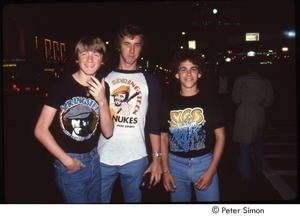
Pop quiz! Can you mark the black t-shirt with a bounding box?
[161,92,225,158]
[45,73,109,153]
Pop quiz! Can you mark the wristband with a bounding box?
[152,152,162,157]
[163,169,170,174]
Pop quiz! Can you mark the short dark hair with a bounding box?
[115,24,144,49]
[169,49,206,75]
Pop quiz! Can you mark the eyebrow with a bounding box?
[179,66,198,69]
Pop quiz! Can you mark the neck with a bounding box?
[118,59,138,71]
[180,87,199,97]
[118,64,138,71]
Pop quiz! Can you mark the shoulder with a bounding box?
[234,75,246,84]
[199,93,220,105]
[143,71,157,79]
[49,74,70,89]
[143,72,160,85]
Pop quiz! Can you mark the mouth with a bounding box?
[185,78,194,81]
[85,64,96,68]
[127,55,136,59]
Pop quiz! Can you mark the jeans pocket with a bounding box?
[53,159,69,174]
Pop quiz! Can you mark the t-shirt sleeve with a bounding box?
[210,96,225,129]
[104,81,110,104]
[44,80,62,109]
[160,102,170,133]
[144,73,161,135]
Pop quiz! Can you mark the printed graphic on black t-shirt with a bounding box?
[59,96,100,141]
[169,107,206,153]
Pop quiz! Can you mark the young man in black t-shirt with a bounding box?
[161,49,225,202]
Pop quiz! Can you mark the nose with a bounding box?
[186,69,192,75]
[87,54,94,62]
[129,45,135,54]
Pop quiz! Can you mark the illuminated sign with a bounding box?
[45,39,52,60]
[44,39,66,61]
[188,40,196,49]
[245,33,259,41]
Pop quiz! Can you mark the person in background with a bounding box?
[232,60,274,182]
[34,35,113,203]
[217,67,229,113]
[97,24,162,203]
[161,49,225,202]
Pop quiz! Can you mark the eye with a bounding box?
[191,67,199,72]
[93,53,101,57]
[80,52,88,56]
[179,67,187,73]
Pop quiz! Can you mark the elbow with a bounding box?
[34,124,38,137]
[34,125,42,140]
[215,127,226,143]
[104,133,113,139]
[102,127,114,139]
[34,123,47,141]
[103,133,113,139]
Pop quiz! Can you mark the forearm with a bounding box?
[161,132,170,171]
[149,133,161,153]
[149,133,162,166]
[99,101,114,138]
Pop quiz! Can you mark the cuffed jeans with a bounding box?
[53,148,101,203]
[168,152,220,202]
[100,157,149,203]
[237,141,264,181]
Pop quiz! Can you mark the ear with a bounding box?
[76,60,79,63]
[175,73,179,79]
[198,73,202,78]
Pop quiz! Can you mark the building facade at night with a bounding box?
[3,4,68,93]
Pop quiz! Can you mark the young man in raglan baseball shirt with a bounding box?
[98,24,162,203]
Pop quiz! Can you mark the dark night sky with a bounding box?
[3,1,297,65]
[25,1,295,33]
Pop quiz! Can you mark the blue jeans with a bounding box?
[237,141,264,180]
[168,152,220,202]
[100,157,149,203]
[53,148,101,203]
